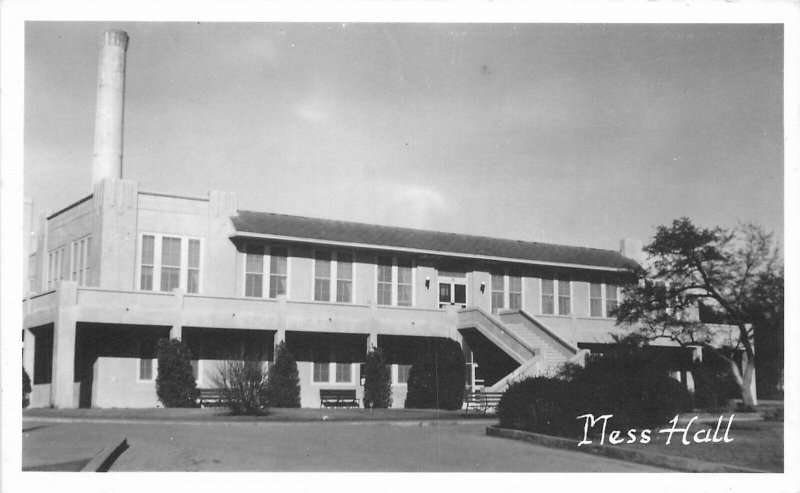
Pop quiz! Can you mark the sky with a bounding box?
[24,22,784,251]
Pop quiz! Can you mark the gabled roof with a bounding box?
[230,210,640,272]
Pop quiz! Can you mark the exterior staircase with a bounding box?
[457,307,586,393]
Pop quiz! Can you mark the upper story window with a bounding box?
[46,246,66,291]
[138,234,203,294]
[376,256,414,307]
[491,270,523,312]
[589,280,620,318]
[541,275,571,316]
[244,244,289,299]
[314,250,354,303]
[70,236,91,287]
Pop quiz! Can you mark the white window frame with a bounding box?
[241,243,291,299]
[312,250,356,304]
[136,233,204,294]
[540,275,571,316]
[137,358,157,382]
[70,235,92,287]
[310,362,355,385]
[490,269,524,312]
[375,256,415,307]
[588,280,621,318]
[45,246,66,291]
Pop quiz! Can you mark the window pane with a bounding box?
[188,239,200,269]
[397,364,411,384]
[557,277,571,315]
[270,247,288,275]
[141,266,153,291]
[397,285,412,307]
[161,267,180,292]
[269,275,286,298]
[141,235,155,264]
[245,273,263,298]
[508,275,522,293]
[377,257,392,282]
[162,237,181,267]
[492,292,504,310]
[590,282,603,317]
[542,295,554,315]
[454,284,466,304]
[187,269,200,294]
[139,359,153,380]
[509,293,522,310]
[245,244,264,273]
[314,251,331,301]
[541,278,554,295]
[439,283,451,304]
[558,277,570,296]
[314,279,330,302]
[336,280,352,303]
[606,284,618,317]
[397,260,412,307]
[337,253,353,280]
[313,362,329,383]
[491,273,504,291]
[397,260,412,284]
[335,363,351,383]
[377,283,392,305]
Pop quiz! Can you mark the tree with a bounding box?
[614,218,782,409]
[213,359,270,415]
[363,347,392,408]
[264,342,301,408]
[405,338,465,410]
[155,338,199,407]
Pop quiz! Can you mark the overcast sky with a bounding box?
[24,22,783,251]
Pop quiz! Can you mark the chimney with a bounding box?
[91,30,129,187]
[619,238,644,265]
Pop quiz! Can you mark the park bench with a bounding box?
[319,389,360,408]
[464,391,503,415]
[197,388,227,407]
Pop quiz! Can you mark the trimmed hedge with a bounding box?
[497,377,579,436]
[265,342,301,408]
[405,339,465,410]
[155,338,199,408]
[363,347,392,408]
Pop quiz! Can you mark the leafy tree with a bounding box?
[363,347,392,408]
[264,342,300,408]
[614,218,783,408]
[155,338,199,407]
[405,338,465,410]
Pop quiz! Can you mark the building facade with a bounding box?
[22,30,642,409]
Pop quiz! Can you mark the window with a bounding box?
[245,244,264,297]
[138,359,155,381]
[590,282,603,317]
[336,253,353,303]
[269,246,288,298]
[314,251,355,303]
[139,234,202,294]
[70,236,91,286]
[541,276,571,315]
[508,274,522,309]
[376,256,414,307]
[313,362,330,383]
[558,276,571,315]
[541,278,555,315]
[314,251,332,301]
[243,244,289,299]
[491,273,505,311]
[140,235,155,290]
[187,239,200,294]
[46,246,65,290]
[160,237,181,292]
[605,284,619,317]
[396,364,411,384]
[335,363,352,383]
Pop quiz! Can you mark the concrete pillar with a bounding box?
[92,30,128,186]
[23,327,36,380]
[274,329,286,359]
[170,289,184,340]
[51,281,78,408]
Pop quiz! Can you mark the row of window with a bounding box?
[137,359,411,385]
[46,236,92,290]
[132,235,619,317]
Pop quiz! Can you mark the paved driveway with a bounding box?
[24,419,666,472]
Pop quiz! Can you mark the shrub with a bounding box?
[213,359,269,415]
[497,377,578,436]
[363,347,392,408]
[265,342,300,408]
[574,351,693,430]
[155,338,199,408]
[405,338,465,410]
[691,351,741,410]
[23,367,32,408]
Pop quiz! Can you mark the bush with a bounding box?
[213,360,269,415]
[691,351,741,410]
[497,377,578,436]
[405,338,465,410]
[265,342,300,408]
[155,338,198,408]
[363,347,392,408]
[23,367,32,408]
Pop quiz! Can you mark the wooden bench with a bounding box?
[319,389,359,408]
[197,388,227,407]
[464,391,503,415]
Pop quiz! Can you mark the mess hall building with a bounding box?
[22,29,642,409]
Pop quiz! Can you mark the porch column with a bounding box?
[23,327,36,380]
[170,289,184,340]
[274,329,286,355]
[51,281,78,408]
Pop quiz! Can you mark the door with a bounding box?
[438,272,467,309]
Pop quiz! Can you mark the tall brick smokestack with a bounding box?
[91,30,128,186]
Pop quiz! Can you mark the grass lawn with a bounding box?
[23,406,490,423]
[617,419,783,472]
